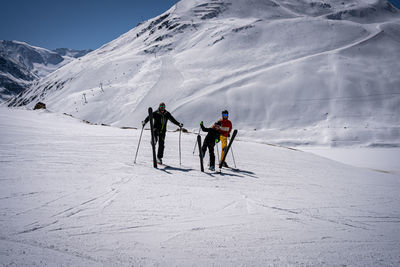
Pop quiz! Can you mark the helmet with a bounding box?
[222,110,229,115]
[213,121,221,129]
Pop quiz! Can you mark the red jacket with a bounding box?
[218,118,232,137]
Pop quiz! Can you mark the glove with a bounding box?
[200,121,203,125]
[215,139,220,143]
[142,121,146,127]
[179,123,183,128]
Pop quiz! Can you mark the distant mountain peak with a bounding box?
[52,48,93,58]
[0,41,91,102]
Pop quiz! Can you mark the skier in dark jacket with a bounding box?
[200,120,221,171]
[142,102,183,164]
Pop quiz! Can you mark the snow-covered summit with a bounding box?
[3,40,61,66]
[7,0,400,147]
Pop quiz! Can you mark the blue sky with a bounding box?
[391,0,400,8]
[1,0,178,50]
[1,0,399,51]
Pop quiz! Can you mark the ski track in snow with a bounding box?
[0,107,399,266]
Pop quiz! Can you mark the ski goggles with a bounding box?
[222,113,228,117]
[159,105,165,108]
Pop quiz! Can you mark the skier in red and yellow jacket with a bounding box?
[218,110,232,167]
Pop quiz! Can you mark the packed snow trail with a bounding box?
[0,107,399,266]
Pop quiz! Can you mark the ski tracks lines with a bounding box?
[17,220,60,235]
[50,188,118,219]
[0,236,102,265]
[8,193,69,218]
[49,175,132,220]
[242,196,372,230]
[14,188,123,237]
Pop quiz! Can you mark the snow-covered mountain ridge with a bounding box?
[0,40,92,101]
[7,0,400,147]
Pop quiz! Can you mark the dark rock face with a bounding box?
[33,102,46,110]
[0,55,36,101]
[0,55,36,81]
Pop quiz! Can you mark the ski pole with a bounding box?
[231,145,237,168]
[134,125,145,164]
[179,126,182,165]
[192,126,201,154]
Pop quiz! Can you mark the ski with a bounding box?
[219,129,238,169]
[197,135,204,172]
[148,107,157,169]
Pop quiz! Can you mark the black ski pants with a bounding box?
[154,129,166,159]
[201,141,215,168]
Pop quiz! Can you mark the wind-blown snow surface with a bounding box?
[1,107,399,266]
[7,0,400,147]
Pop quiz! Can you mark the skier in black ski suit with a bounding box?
[142,102,183,164]
[200,121,221,171]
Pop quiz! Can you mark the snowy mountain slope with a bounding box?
[0,107,399,266]
[0,40,92,101]
[7,0,400,147]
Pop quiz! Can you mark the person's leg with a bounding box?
[220,135,227,162]
[157,132,166,160]
[209,144,215,170]
[153,130,159,145]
